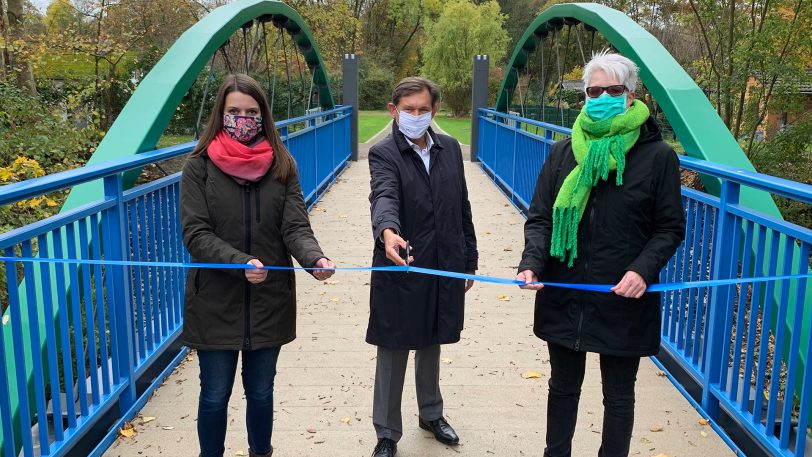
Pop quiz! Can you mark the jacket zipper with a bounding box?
[243,184,252,350]
[254,184,261,223]
[575,195,597,352]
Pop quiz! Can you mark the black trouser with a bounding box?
[544,342,641,457]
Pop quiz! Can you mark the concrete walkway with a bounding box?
[105,159,735,457]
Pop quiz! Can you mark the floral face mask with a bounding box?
[223,114,263,143]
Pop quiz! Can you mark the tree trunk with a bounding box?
[0,0,8,80]
[7,0,36,95]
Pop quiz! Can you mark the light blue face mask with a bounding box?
[585,93,627,121]
[398,111,432,140]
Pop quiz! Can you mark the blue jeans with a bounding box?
[197,347,281,457]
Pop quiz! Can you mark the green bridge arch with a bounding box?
[493,1,811,417]
[1,1,336,454]
[66,0,336,211]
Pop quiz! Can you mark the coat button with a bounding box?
[377,216,383,222]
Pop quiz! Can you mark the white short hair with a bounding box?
[582,49,639,93]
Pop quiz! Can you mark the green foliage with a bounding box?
[685,0,812,154]
[359,60,396,110]
[422,0,510,116]
[0,82,100,175]
[749,118,812,229]
[44,0,83,33]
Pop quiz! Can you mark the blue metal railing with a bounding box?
[477,108,812,457]
[0,106,352,457]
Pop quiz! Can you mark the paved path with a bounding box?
[105,158,735,457]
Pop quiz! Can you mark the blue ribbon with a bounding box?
[0,256,809,293]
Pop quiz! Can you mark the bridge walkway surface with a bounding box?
[104,158,734,457]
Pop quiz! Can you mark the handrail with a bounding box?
[479,108,812,205]
[678,155,812,205]
[0,106,350,208]
[478,108,573,136]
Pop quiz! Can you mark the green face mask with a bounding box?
[585,93,627,121]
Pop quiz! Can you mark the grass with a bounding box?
[156,134,196,149]
[37,51,139,78]
[433,115,471,145]
[358,111,392,143]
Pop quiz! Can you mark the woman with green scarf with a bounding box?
[516,51,685,457]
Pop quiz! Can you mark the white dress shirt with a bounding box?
[405,133,434,174]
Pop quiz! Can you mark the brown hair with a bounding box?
[190,74,296,182]
[391,77,441,107]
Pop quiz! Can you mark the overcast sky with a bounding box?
[31,0,51,12]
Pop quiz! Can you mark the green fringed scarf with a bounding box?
[550,100,650,267]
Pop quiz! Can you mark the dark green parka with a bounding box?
[180,153,325,350]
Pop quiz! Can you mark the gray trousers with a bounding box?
[372,345,444,442]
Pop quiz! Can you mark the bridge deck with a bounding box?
[104,159,735,457]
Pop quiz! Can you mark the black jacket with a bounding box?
[367,123,478,349]
[180,153,325,350]
[518,116,685,357]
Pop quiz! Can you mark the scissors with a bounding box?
[401,241,411,268]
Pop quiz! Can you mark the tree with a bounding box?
[687,0,812,155]
[6,0,37,95]
[44,0,82,32]
[422,0,509,116]
[298,0,362,74]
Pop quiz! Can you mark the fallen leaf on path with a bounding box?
[700,430,708,437]
[141,416,156,424]
[652,454,669,457]
[324,280,340,285]
[649,426,663,432]
[162,426,175,430]
[235,451,248,456]
[698,419,709,426]
[441,358,453,364]
[521,371,541,379]
[655,370,667,377]
[306,427,317,433]
[118,423,136,438]
[497,295,511,301]
[340,416,351,424]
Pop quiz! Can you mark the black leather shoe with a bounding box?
[419,417,460,445]
[371,438,397,457]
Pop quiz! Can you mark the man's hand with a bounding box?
[382,228,413,266]
[245,259,268,284]
[313,258,336,281]
[465,272,475,293]
[611,271,647,298]
[517,270,543,290]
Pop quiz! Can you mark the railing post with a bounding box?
[102,174,136,413]
[702,179,740,418]
[470,55,489,162]
[342,54,359,161]
[545,128,554,162]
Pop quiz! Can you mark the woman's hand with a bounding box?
[611,271,647,298]
[517,270,544,290]
[313,258,336,281]
[245,259,267,284]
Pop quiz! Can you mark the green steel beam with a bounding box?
[1,1,335,454]
[495,2,811,413]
